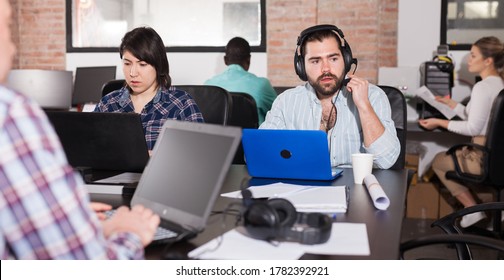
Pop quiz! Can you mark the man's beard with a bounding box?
[309,72,344,98]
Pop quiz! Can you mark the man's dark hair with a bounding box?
[225,37,251,65]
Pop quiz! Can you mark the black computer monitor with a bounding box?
[72,66,116,106]
[7,69,73,110]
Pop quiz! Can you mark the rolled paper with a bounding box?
[363,174,390,210]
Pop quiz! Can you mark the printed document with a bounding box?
[221,183,348,213]
[414,86,456,119]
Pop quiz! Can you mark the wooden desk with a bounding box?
[91,165,408,260]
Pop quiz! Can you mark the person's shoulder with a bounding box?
[0,85,48,126]
[0,85,38,112]
[0,85,23,105]
[477,76,504,90]
[165,86,196,102]
[368,83,384,93]
[101,87,126,102]
[273,85,307,102]
[283,85,307,95]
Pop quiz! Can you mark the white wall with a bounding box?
[398,0,476,177]
[66,52,267,85]
[398,0,473,99]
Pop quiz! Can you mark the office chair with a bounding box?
[176,85,232,125]
[101,79,125,97]
[427,202,504,259]
[444,89,504,235]
[378,85,407,171]
[400,232,504,260]
[228,92,259,164]
[273,86,291,95]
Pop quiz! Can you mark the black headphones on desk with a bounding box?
[294,24,357,81]
[241,188,332,245]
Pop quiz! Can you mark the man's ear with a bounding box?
[243,57,251,71]
[224,55,229,66]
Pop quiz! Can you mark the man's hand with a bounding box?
[346,74,370,109]
[102,205,160,246]
[90,202,112,220]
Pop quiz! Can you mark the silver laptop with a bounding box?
[128,120,241,243]
[7,69,73,110]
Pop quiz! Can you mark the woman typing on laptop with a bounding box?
[94,27,204,152]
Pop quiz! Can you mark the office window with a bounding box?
[441,0,504,50]
[66,0,266,52]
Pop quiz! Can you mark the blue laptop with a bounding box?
[242,129,343,181]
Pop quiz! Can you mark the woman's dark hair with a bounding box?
[120,26,171,88]
[474,36,504,79]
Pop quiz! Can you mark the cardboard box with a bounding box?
[438,190,456,218]
[406,182,439,219]
[405,153,420,186]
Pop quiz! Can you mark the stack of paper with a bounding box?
[221,183,348,213]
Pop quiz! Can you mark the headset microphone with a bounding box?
[342,58,358,86]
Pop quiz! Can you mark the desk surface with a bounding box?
[91,165,408,260]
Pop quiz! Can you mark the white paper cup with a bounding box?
[351,153,374,184]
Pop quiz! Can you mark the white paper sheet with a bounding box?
[221,183,306,199]
[414,86,456,119]
[221,183,348,213]
[188,223,370,260]
[84,184,124,194]
[93,172,142,184]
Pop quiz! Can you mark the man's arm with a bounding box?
[346,76,400,169]
[0,94,149,259]
[346,75,385,147]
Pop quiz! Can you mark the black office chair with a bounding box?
[400,232,504,260]
[444,89,504,235]
[101,79,126,97]
[273,86,291,95]
[426,202,504,259]
[176,85,232,125]
[378,85,407,170]
[228,92,259,164]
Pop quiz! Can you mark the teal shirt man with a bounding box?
[204,37,277,125]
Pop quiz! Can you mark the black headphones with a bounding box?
[294,24,357,81]
[241,188,332,245]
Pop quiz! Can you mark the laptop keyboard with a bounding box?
[103,210,177,241]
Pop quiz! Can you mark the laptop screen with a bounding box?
[132,120,241,230]
[46,111,149,172]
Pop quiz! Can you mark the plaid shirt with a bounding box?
[94,86,204,150]
[0,86,143,259]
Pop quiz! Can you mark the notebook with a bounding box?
[129,120,242,243]
[242,129,343,181]
[45,111,149,173]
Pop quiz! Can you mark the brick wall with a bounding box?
[267,0,398,86]
[10,0,398,83]
[10,0,66,70]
